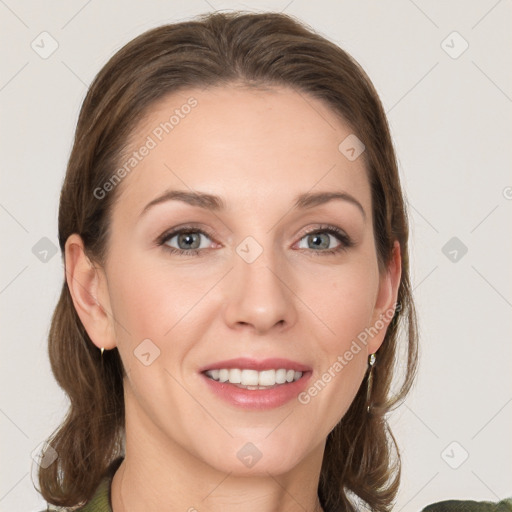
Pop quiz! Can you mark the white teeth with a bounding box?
[258,369,275,386]
[205,368,303,387]
[229,368,242,384]
[241,369,259,386]
[209,369,220,380]
[275,368,287,384]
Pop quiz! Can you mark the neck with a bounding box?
[111,388,325,512]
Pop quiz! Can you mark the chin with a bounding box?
[196,436,311,477]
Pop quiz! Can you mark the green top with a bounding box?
[75,477,112,512]
[422,501,512,511]
[74,482,512,512]
[45,458,511,512]
[75,457,122,512]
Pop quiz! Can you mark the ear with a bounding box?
[366,240,402,355]
[64,233,117,350]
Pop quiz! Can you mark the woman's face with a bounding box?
[91,85,399,475]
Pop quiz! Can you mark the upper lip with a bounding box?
[199,357,312,373]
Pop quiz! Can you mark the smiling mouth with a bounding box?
[203,368,304,390]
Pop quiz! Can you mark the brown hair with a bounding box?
[37,11,418,511]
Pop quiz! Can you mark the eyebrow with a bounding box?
[140,189,366,220]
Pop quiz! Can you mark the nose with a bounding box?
[222,249,298,335]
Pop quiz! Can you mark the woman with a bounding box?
[35,11,510,512]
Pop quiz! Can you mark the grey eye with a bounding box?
[165,231,210,251]
[298,232,340,250]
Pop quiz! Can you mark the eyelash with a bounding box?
[156,224,354,257]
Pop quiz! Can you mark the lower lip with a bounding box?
[201,372,312,410]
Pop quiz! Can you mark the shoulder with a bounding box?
[36,479,111,512]
[36,508,81,512]
[37,509,80,512]
[39,457,123,512]
[421,498,512,511]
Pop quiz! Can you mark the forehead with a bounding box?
[113,85,371,216]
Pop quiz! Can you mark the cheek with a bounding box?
[105,256,201,418]
[292,264,376,425]
[106,250,224,382]
[108,252,203,336]
[297,262,378,352]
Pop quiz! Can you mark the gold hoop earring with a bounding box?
[366,353,376,413]
[100,347,105,357]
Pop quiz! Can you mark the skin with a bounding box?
[65,85,401,512]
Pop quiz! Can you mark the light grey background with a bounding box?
[1,1,511,510]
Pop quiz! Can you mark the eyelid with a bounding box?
[296,224,351,243]
[155,223,217,247]
[294,225,354,252]
[156,223,354,255]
